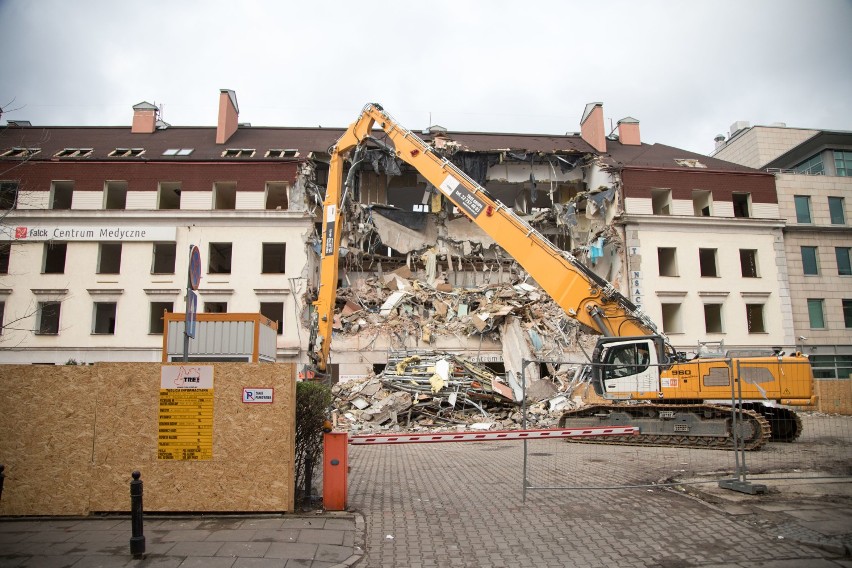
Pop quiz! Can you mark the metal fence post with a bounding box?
[0,464,5,503]
[129,471,146,558]
[719,360,767,494]
[521,359,528,503]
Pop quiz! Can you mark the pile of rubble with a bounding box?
[330,351,593,434]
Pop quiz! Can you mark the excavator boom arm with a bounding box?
[311,103,663,371]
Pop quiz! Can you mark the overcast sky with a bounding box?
[1,0,850,155]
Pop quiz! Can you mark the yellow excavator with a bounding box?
[308,103,815,450]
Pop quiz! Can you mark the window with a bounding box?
[92,302,117,334]
[807,299,825,329]
[158,182,181,210]
[43,242,67,274]
[152,243,177,274]
[703,304,723,333]
[109,148,144,157]
[692,189,712,216]
[104,181,128,210]
[97,243,122,274]
[54,148,93,158]
[163,148,194,156]
[602,342,652,381]
[657,247,678,277]
[794,195,812,223]
[0,301,4,335]
[262,243,286,273]
[746,304,765,333]
[810,354,852,379]
[0,243,9,273]
[661,303,682,334]
[149,302,173,334]
[732,192,751,218]
[844,300,852,328]
[836,247,852,276]
[651,189,672,215]
[208,243,232,274]
[51,181,73,210]
[223,149,255,158]
[1,147,40,158]
[36,301,61,334]
[260,302,284,336]
[266,182,289,210]
[204,302,227,313]
[801,246,819,275]
[834,150,852,177]
[794,154,824,175]
[739,249,759,278]
[828,197,846,224]
[0,182,19,209]
[265,149,299,158]
[213,182,236,210]
[699,248,718,277]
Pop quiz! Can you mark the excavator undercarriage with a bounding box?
[558,403,779,450]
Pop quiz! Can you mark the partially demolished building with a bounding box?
[304,102,793,386]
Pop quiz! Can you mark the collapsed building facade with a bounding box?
[303,103,794,387]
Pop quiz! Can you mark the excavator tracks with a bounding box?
[558,403,772,450]
[743,404,803,442]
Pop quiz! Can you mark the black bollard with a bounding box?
[129,471,145,558]
[0,465,5,503]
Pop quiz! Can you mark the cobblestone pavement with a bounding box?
[348,439,852,568]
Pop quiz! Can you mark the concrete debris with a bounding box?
[330,351,593,435]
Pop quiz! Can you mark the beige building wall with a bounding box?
[776,173,852,347]
[713,126,819,169]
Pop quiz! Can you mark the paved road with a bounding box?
[348,439,852,568]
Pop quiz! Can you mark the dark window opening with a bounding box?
[746,304,765,333]
[704,304,723,333]
[214,182,236,210]
[208,243,233,274]
[158,182,181,210]
[92,302,117,334]
[204,302,227,313]
[37,301,61,334]
[739,249,758,278]
[104,181,128,210]
[837,247,852,276]
[262,243,286,273]
[843,300,852,328]
[260,302,284,335]
[0,243,9,273]
[802,246,819,276]
[152,242,177,274]
[266,182,289,210]
[43,242,67,274]
[52,181,73,210]
[661,303,682,333]
[149,302,173,334]
[658,247,678,276]
[0,182,19,209]
[699,248,718,277]
[97,243,122,274]
[732,193,751,218]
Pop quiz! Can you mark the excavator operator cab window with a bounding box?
[603,343,650,380]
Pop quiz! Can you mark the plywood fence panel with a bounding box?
[0,362,296,516]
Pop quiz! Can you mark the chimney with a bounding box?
[216,89,239,144]
[617,117,641,145]
[131,102,157,134]
[580,102,606,152]
[714,134,726,150]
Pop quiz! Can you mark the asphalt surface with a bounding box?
[1,439,850,567]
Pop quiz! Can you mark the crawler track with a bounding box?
[558,403,772,450]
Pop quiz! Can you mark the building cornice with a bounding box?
[617,215,786,230]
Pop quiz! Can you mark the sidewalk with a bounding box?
[0,513,364,568]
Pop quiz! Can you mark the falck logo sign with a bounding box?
[15,227,27,239]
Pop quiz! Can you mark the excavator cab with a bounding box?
[590,336,667,397]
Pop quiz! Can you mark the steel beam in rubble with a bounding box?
[349,426,638,445]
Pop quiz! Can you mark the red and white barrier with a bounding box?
[349,426,638,445]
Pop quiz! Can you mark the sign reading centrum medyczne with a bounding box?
[158,366,214,461]
[1,225,176,242]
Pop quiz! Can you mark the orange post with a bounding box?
[322,432,348,511]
